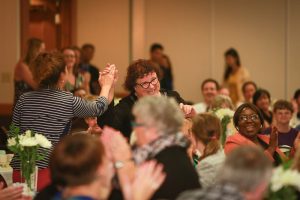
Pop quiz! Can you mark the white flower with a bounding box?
[19,137,38,147]
[215,108,234,121]
[271,166,300,192]
[35,134,52,149]
[7,137,16,146]
[24,130,32,138]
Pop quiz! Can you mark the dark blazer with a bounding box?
[151,146,201,200]
[98,89,186,139]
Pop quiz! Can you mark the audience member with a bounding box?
[253,89,273,128]
[193,79,220,113]
[218,86,230,97]
[102,96,200,200]
[177,146,272,200]
[242,81,257,103]
[190,113,225,188]
[211,95,234,111]
[14,38,45,105]
[80,44,100,95]
[62,47,90,94]
[150,43,174,90]
[12,52,116,190]
[262,100,300,156]
[223,48,249,106]
[225,103,286,165]
[291,89,300,128]
[98,59,195,139]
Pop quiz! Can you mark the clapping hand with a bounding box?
[179,103,196,118]
[123,161,166,200]
[268,126,278,154]
[0,182,31,200]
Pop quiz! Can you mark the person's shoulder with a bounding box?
[201,150,225,164]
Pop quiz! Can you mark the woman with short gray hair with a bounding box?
[102,96,200,200]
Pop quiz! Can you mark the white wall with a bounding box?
[0,0,19,104]
[143,0,300,102]
[76,0,130,93]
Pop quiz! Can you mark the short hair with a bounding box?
[201,78,220,91]
[273,99,294,113]
[50,134,104,187]
[133,96,184,136]
[192,113,222,160]
[233,103,264,128]
[124,59,161,92]
[218,146,272,192]
[81,43,95,50]
[31,52,65,88]
[294,89,300,99]
[242,81,257,93]
[150,43,164,52]
[252,89,271,106]
[211,95,234,110]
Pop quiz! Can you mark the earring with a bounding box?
[236,127,239,131]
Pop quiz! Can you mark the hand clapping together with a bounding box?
[100,126,166,200]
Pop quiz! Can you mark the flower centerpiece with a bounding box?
[7,124,52,193]
[213,108,234,146]
[267,161,300,200]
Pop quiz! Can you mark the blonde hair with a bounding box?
[31,52,65,88]
[211,95,234,110]
[192,113,222,160]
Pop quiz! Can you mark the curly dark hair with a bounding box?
[32,51,65,89]
[233,103,264,128]
[124,59,161,92]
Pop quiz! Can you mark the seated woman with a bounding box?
[101,96,200,200]
[62,47,90,94]
[253,89,273,128]
[224,103,287,165]
[98,59,196,139]
[12,52,116,190]
[262,100,300,156]
[190,113,225,188]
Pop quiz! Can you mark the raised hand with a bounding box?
[101,126,132,162]
[123,160,166,200]
[179,103,196,118]
[268,126,278,154]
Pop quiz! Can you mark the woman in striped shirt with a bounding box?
[12,51,116,191]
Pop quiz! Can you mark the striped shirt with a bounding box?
[12,88,108,169]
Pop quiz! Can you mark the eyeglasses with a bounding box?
[136,78,158,89]
[131,121,146,128]
[239,114,259,122]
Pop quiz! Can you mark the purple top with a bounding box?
[262,127,299,147]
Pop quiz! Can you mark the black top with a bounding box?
[151,146,201,200]
[79,63,100,95]
[160,65,173,90]
[98,89,186,139]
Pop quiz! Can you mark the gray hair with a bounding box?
[133,96,184,135]
[217,146,272,193]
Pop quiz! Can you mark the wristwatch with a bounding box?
[114,159,133,169]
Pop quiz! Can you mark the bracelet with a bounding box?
[114,158,134,169]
